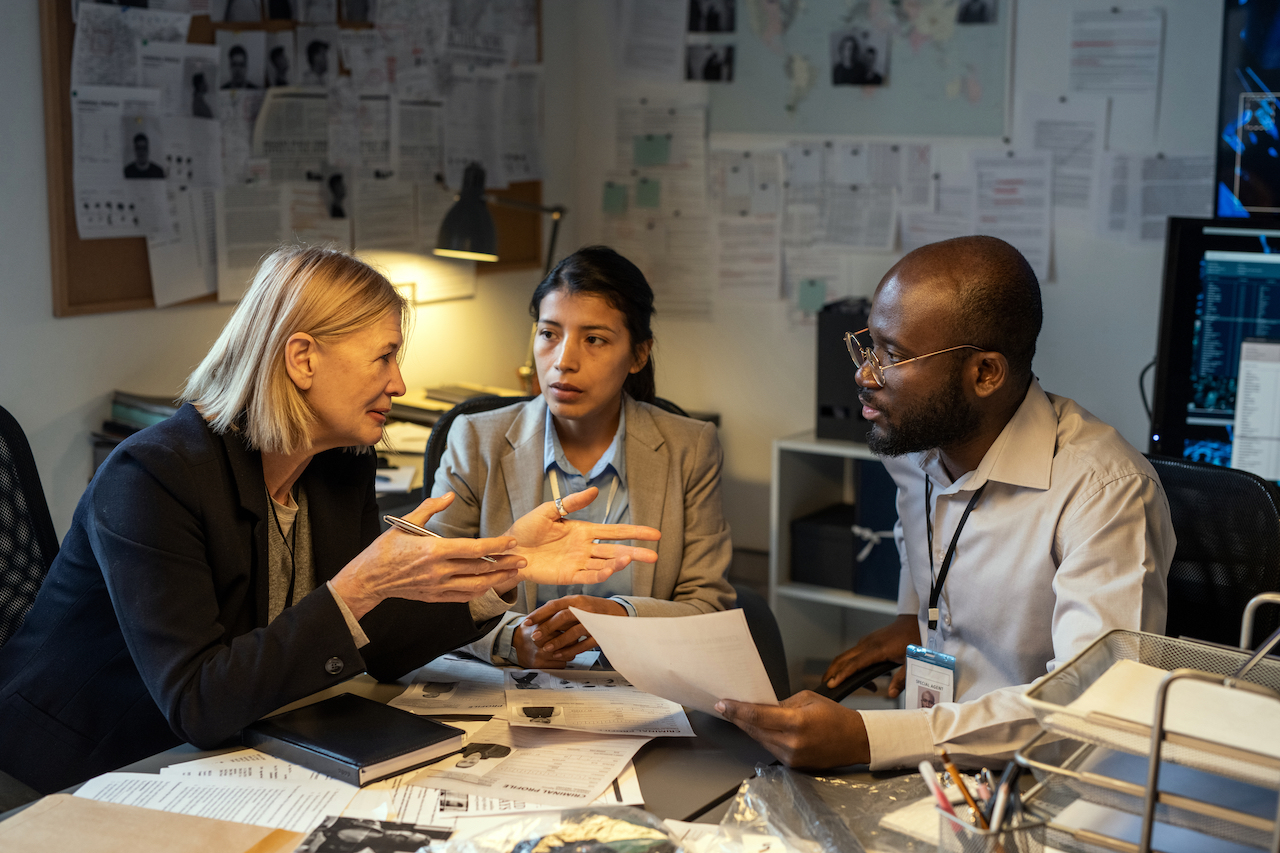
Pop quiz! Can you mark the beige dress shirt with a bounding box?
[860,379,1175,768]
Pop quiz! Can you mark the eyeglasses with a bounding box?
[844,328,984,388]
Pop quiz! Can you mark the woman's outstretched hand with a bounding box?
[505,486,661,586]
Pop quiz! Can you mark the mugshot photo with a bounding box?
[184,58,217,118]
[688,0,735,33]
[215,30,266,91]
[122,119,165,179]
[265,31,296,87]
[686,44,735,82]
[297,25,340,86]
[830,28,888,86]
[957,0,997,24]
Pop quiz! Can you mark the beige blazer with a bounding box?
[428,395,735,659]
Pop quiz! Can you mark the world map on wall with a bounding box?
[711,0,1009,136]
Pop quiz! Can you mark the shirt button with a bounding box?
[325,657,344,675]
[944,615,952,628]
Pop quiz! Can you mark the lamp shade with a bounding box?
[434,162,498,262]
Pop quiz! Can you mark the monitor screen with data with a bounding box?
[1150,218,1280,483]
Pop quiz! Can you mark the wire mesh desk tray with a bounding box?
[1016,729,1279,850]
[1021,629,1280,789]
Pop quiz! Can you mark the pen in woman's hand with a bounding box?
[382,514,498,562]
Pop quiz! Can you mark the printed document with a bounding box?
[571,608,779,717]
[504,669,693,737]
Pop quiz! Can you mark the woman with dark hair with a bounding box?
[428,246,736,669]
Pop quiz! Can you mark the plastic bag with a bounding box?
[434,806,678,853]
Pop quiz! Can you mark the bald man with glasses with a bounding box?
[719,235,1174,770]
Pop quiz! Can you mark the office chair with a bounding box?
[1146,455,1280,649]
[0,405,59,649]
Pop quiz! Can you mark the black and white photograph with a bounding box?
[264,0,294,19]
[340,0,375,23]
[830,28,888,86]
[685,44,735,82]
[211,0,263,22]
[326,171,347,218]
[122,120,165,179]
[215,30,266,91]
[518,705,564,725]
[293,816,448,853]
[184,58,217,118]
[265,31,295,87]
[957,0,996,24]
[688,0,735,33]
[297,25,339,86]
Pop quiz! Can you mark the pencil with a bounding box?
[940,749,988,830]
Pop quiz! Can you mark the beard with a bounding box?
[862,363,982,457]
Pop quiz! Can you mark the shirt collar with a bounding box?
[543,401,628,482]
[918,377,1056,493]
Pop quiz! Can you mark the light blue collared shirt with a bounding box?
[539,402,635,611]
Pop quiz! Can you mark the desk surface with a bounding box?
[61,674,776,825]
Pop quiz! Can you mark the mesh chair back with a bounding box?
[0,406,59,647]
[422,395,692,498]
[1147,455,1280,648]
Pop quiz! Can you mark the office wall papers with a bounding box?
[970,150,1053,281]
[571,608,778,717]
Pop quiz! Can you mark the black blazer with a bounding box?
[0,405,486,793]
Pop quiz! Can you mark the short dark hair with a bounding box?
[307,40,328,62]
[133,132,149,145]
[327,172,344,191]
[911,235,1042,384]
[530,246,657,403]
[228,44,247,61]
[269,45,286,62]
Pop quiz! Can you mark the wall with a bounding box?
[0,1,1225,552]
[562,0,1223,550]
[0,4,565,537]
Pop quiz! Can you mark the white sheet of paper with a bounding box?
[72,4,191,88]
[251,87,330,182]
[443,64,506,190]
[1093,152,1213,243]
[716,215,783,300]
[161,748,332,783]
[140,42,221,118]
[147,186,217,307]
[969,150,1052,281]
[1014,92,1108,226]
[504,669,693,737]
[74,772,358,832]
[408,719,648,809]
[1065,658,1280,760]
[571,608,778,717]
[823,185,896,251]
[1053,799,1256,853]
[215,183,286,301]
[617,0,686,81]
[353,179,415,250]
[502,66,544,183]
[390,678,505,715]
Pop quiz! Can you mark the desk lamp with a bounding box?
[433,161,568,393]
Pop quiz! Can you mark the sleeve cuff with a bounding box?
[860,707,936,770]
[326,581,370,649]
[469,587,516,623]
[609,596,638,617]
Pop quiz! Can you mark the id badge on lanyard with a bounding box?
[905,643,955,709]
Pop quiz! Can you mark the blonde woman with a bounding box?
[0,246,659,794]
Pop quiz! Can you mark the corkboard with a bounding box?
[39,5,542,315]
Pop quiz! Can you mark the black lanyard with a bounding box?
[925,478,986,631]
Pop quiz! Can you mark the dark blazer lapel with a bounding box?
[216,422,272,626]
[624,398,669,595]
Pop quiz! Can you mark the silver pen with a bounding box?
[382,515,498,562]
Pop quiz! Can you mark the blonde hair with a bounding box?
[183,246,408,454]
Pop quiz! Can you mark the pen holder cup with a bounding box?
[938,808,1045,853]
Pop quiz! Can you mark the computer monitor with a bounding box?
[1150,217,1280,484]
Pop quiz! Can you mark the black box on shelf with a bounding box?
[790,503,857,589]
[816,298,872,442]
[852,461,900,600]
